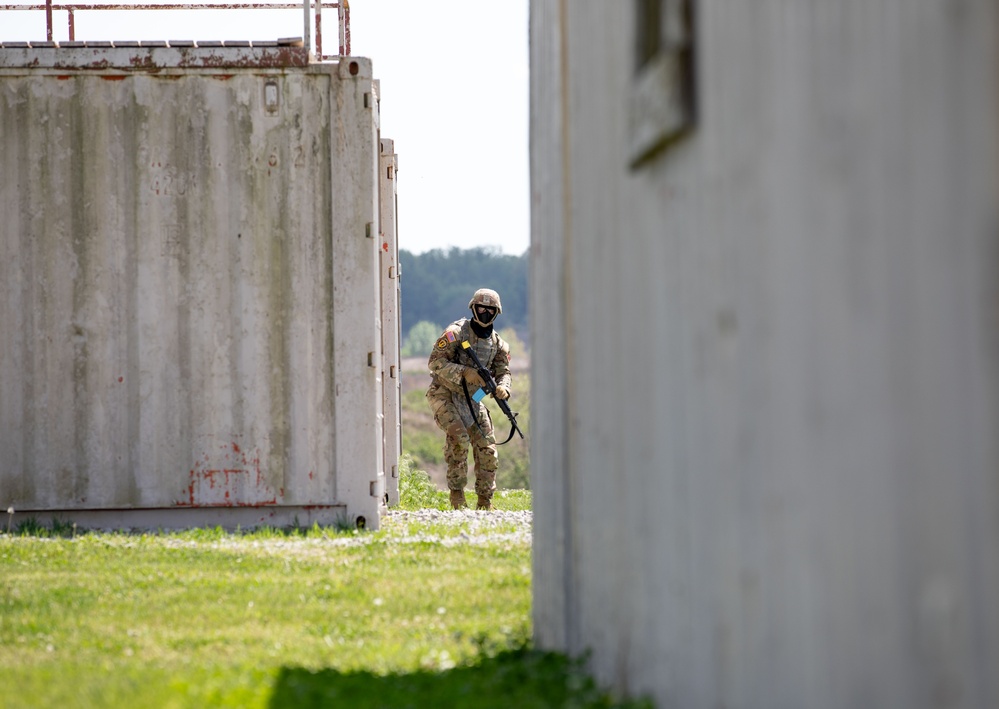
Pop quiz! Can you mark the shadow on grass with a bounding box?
[269,646,653,709]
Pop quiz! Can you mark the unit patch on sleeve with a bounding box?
[436,337,449,350]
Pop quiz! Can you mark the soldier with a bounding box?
[426,288,512,510]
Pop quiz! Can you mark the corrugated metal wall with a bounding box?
[530,1,999,707]
[0,53,395,530]
[379,138,402,507]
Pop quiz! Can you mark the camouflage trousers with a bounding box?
[426,392,497,497]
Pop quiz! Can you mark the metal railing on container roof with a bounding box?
[0,0,350,60]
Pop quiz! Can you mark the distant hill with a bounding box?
[400,247,528,344]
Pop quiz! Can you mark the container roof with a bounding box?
[0,38,310,68]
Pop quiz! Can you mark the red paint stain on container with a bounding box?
[174,441,280,508]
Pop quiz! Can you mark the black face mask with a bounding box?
[470,320,493,338]
[473,305,498,326]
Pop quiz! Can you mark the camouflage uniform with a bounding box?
[426,318,512,503]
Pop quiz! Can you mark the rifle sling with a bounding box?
[457,344,518,445]
[460,378,518,445]
[460,377,488,439]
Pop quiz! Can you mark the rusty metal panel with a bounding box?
[379,138,401,506]
[0,54,387,529]
[0,43,310,69]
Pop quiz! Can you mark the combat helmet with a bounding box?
[469,288,502,326]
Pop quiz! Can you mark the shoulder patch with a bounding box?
[445,330,456,343]
[436,337,449,350]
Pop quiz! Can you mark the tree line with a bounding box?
[399,247,528,356]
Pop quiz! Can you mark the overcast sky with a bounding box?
[0,0,530,255]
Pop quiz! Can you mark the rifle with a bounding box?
[460,341,525,445]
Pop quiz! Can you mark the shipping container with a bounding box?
[0,42,398,530]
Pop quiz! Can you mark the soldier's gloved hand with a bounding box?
[463,368,485,389]
[494,385,510,400]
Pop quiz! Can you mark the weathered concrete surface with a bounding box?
[1,55,390,529]
[530,0,999,707]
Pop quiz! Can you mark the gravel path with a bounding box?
[384,508,532,529]
[380,509,533,547]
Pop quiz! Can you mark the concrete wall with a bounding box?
[0,47,393,529]
[530,1,999,707]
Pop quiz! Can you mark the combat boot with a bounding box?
[476,495,491,511]
[449,490,467,509]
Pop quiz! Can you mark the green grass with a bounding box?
[270,646,650,708]
[397,456,531,512]
[0,470,648,709]
[0,530,527,707]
